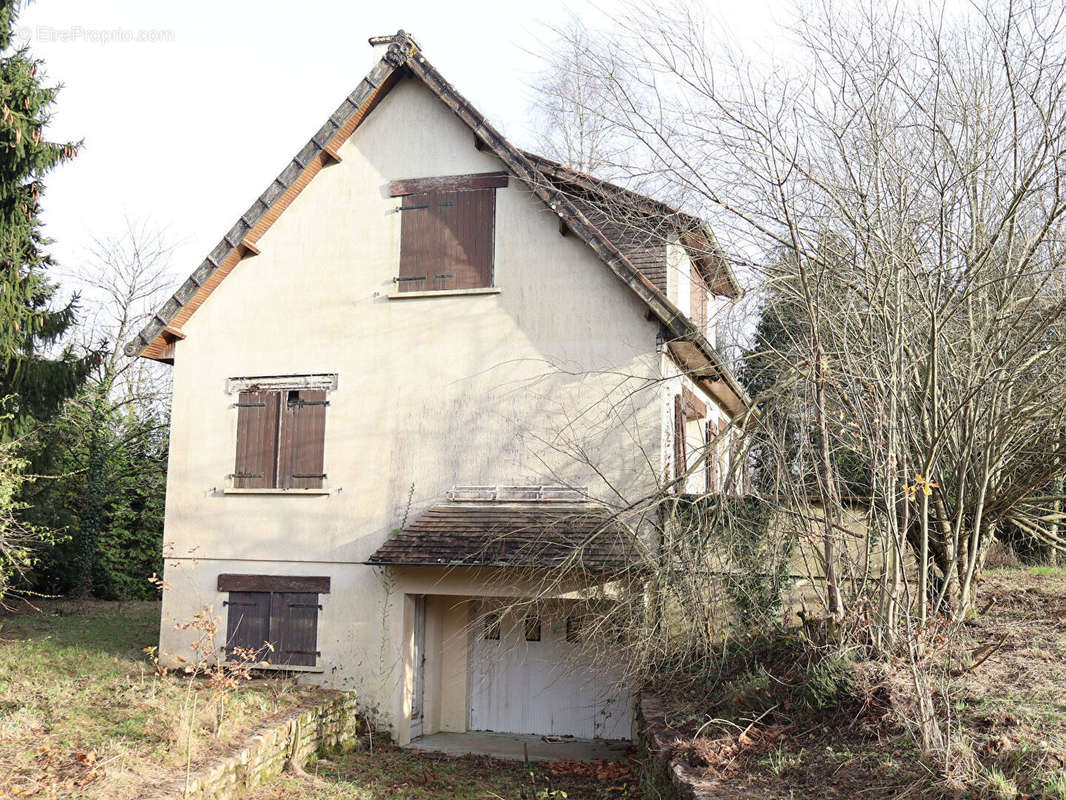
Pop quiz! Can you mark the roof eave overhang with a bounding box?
[125,49,408,362]
[368,559,624,570]
[683,228,743,300]
[522,151,742,300]
[666,338,751,422]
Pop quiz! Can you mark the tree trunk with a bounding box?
[74,388,108,600]
[813,349,845,619]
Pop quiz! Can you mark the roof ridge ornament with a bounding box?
[369,30,420,66]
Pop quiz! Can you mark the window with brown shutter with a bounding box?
[220,574,329,668]
[273,592,321,667]
[232,383,329,489]
[224,591,271,653]
[391,172,506,292]
[673,395,687,492]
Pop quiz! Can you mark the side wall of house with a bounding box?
[661,355,736,496]
[158,76,663,739]
[662,241,739,493]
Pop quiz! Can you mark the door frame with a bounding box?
[410,594,426,738]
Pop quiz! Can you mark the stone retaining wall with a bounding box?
[637,694,721,800]
[153,691,361,800]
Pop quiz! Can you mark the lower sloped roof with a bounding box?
[367,501,639,571]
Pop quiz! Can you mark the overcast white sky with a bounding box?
[18,0,781,289]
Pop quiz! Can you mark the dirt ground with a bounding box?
[948,568,1066,796]
[652,566,1066,800]
[244,743,642,800]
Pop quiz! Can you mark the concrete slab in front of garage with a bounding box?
[403,731,632,762]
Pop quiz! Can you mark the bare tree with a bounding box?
[70,218,175,411]
[56,220,175,598]
[529,18,623,177]
[524,0,1066,759]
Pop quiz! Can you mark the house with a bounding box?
[127,31,748,745]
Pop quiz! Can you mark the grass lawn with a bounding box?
[0,599,321,799]
[245,743,641,800]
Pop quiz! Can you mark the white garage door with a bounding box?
[468,601,631,740]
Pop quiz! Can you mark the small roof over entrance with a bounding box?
[368,499,638,572]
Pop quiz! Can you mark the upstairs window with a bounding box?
[389,171,508,292]
[674,388,708,492]
[229,375,336,489]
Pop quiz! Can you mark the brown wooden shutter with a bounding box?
[278,389,327,489]
[272,592,320,667]
[398,190,435,292]
[706,420,718,493]
[673,395,686,492]
[398,187,494,291]
[233,391,280,488]
[449,188,494,289]
[225,591,271,654]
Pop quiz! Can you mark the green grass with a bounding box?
[0,600,315,799]
[1043,770,1066,800]
[1025,564,1066,576]
[245,745,637,800]
[986,563,1066,576]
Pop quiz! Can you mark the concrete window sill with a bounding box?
[222,488,334,496]
[386,287,502,300]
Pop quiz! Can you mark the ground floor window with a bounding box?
[524,615,541,642]
[218,574,329,667]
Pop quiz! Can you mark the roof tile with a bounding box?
[368,502,638,571]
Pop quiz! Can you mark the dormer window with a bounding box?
[389,171,508,292]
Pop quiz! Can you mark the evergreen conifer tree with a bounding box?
[0,1,89,437]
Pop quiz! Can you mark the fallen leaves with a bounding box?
[546,756,639,795]
[671,724,790,777]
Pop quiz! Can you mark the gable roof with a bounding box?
[367,501,638,572]
[124,31,749,417]
[523,152,741,298]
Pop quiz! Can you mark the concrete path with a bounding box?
[403,731,632,762]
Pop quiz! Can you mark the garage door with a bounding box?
[468,601,631,739]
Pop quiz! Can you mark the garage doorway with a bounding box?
[468,601,630,739]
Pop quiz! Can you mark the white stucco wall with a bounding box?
[667,239,732,349]
[157,78,675,740]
